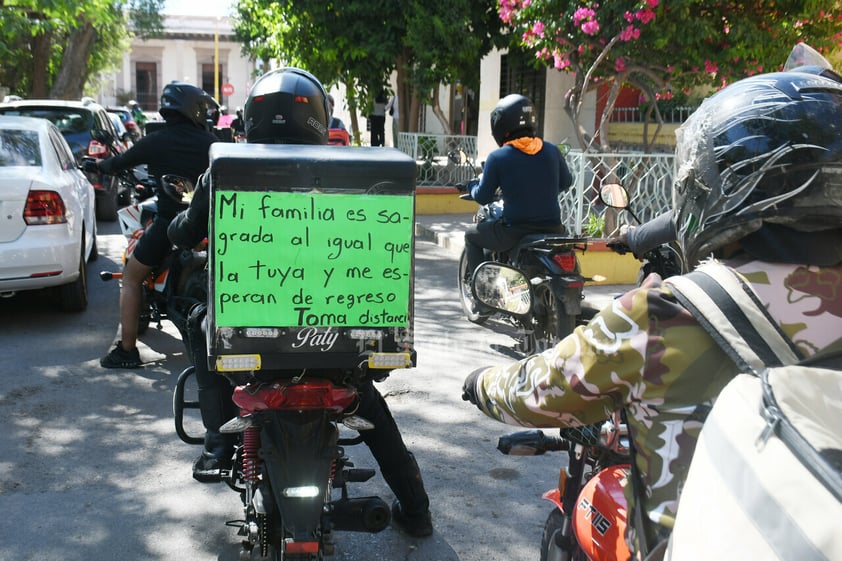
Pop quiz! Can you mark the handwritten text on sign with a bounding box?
[212,191,413,328]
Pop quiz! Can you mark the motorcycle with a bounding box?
[174,365,394,560]
[98,171,208,341]
[498,418,634,561]
[598,183,684,281]
[448,149,589,354]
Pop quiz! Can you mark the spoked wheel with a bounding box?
[457,249,490,324]
[541,508,584,561]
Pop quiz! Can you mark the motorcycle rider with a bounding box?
[168,67,433,538]
[462,93,573,283]
[462,69,842,556]
[98,82,219,369]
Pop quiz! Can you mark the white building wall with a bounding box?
[98,15,254,115]
[476,48,596,160]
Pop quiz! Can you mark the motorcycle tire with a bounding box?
[532,283,575,352]
[541,508,585,561]
[457,250,491,325]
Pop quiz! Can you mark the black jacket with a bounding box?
[100,121,217,219]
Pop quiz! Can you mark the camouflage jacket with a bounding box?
[472,259,842,533]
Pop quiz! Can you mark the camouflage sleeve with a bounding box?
[473,277,702,429]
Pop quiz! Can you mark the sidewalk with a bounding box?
[414,214,634,312]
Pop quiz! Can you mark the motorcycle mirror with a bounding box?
[471,262,532,319]
[447,148,468,166]
[161,174,195,204]
[599,183,630,210]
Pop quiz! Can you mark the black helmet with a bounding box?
[244,67,329,145]
[159,81,219,129]
[673,70,842,266]
[490,94,537,146]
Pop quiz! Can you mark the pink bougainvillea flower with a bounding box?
[637,8,656,24]
[615,57,627,72]
[620,25,640,41]
[647,0,658,7]
[582,20,600,35]
[704,60,718,74]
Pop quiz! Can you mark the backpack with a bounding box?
[663,261,842,561]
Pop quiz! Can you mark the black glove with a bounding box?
[81,158,99,174]
[462,368,484,410]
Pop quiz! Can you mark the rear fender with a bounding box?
[259,409,338,541]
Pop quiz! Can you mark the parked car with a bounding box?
[108,112,133,148]
[0,97,128,221]
[107,106,142,141]
[0,116,98,311]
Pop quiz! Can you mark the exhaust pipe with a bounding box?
[329,497,391,533]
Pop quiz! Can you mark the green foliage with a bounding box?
[232,0,506,130]
[0,0,164,99]
[583,212,605,238]
[501,0,842,150]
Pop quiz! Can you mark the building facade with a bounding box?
[97,15,255,118]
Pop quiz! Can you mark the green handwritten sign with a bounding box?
[212,190,414,328]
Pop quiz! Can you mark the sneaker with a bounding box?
[100,341,142,369]
[192,451,233,483]
[391,499,433,537]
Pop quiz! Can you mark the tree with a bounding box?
[232,0,506,141]
[500,0,842,152]
[0,0,164,100]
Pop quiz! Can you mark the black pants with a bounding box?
[369,116,385,146]
[464,219,565,276]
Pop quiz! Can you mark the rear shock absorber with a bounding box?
[243,426,260,483]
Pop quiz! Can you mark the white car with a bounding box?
[0,116,97,311]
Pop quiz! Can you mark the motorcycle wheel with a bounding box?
[533,283,575,352]
[541,508,584,561]
[457,249,490,325]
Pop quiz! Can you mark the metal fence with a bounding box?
[396,133,675,236]
[562,150,674,236]
[397,133,479,186]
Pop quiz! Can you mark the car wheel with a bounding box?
[96,175,119,222]
[60,239,88,312]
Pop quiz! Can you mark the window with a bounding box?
[0,130,41,167]
[499,51,547,137]
[136,62,158,111]
[201,63,224,100]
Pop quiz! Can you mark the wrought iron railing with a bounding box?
[396,133,674,236]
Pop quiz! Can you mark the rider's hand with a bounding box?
[81,158,99,174]
[606,224,632,255]
[462,368,484,410]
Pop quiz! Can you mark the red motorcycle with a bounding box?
[497,414,632,561]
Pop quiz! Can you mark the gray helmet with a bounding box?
[673,70,842,266]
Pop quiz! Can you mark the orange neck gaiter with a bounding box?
[505,136,543,155]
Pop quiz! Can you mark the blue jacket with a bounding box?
[470,139,572,226]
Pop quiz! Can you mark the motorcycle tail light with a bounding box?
[87,140,107,157]
[233,380,357,414]
[552,252,577,272]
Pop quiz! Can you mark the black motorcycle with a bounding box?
[449,149,589,354]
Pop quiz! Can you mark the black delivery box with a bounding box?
[206,143,416,373]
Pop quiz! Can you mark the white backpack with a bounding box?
[664,262,842,561]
